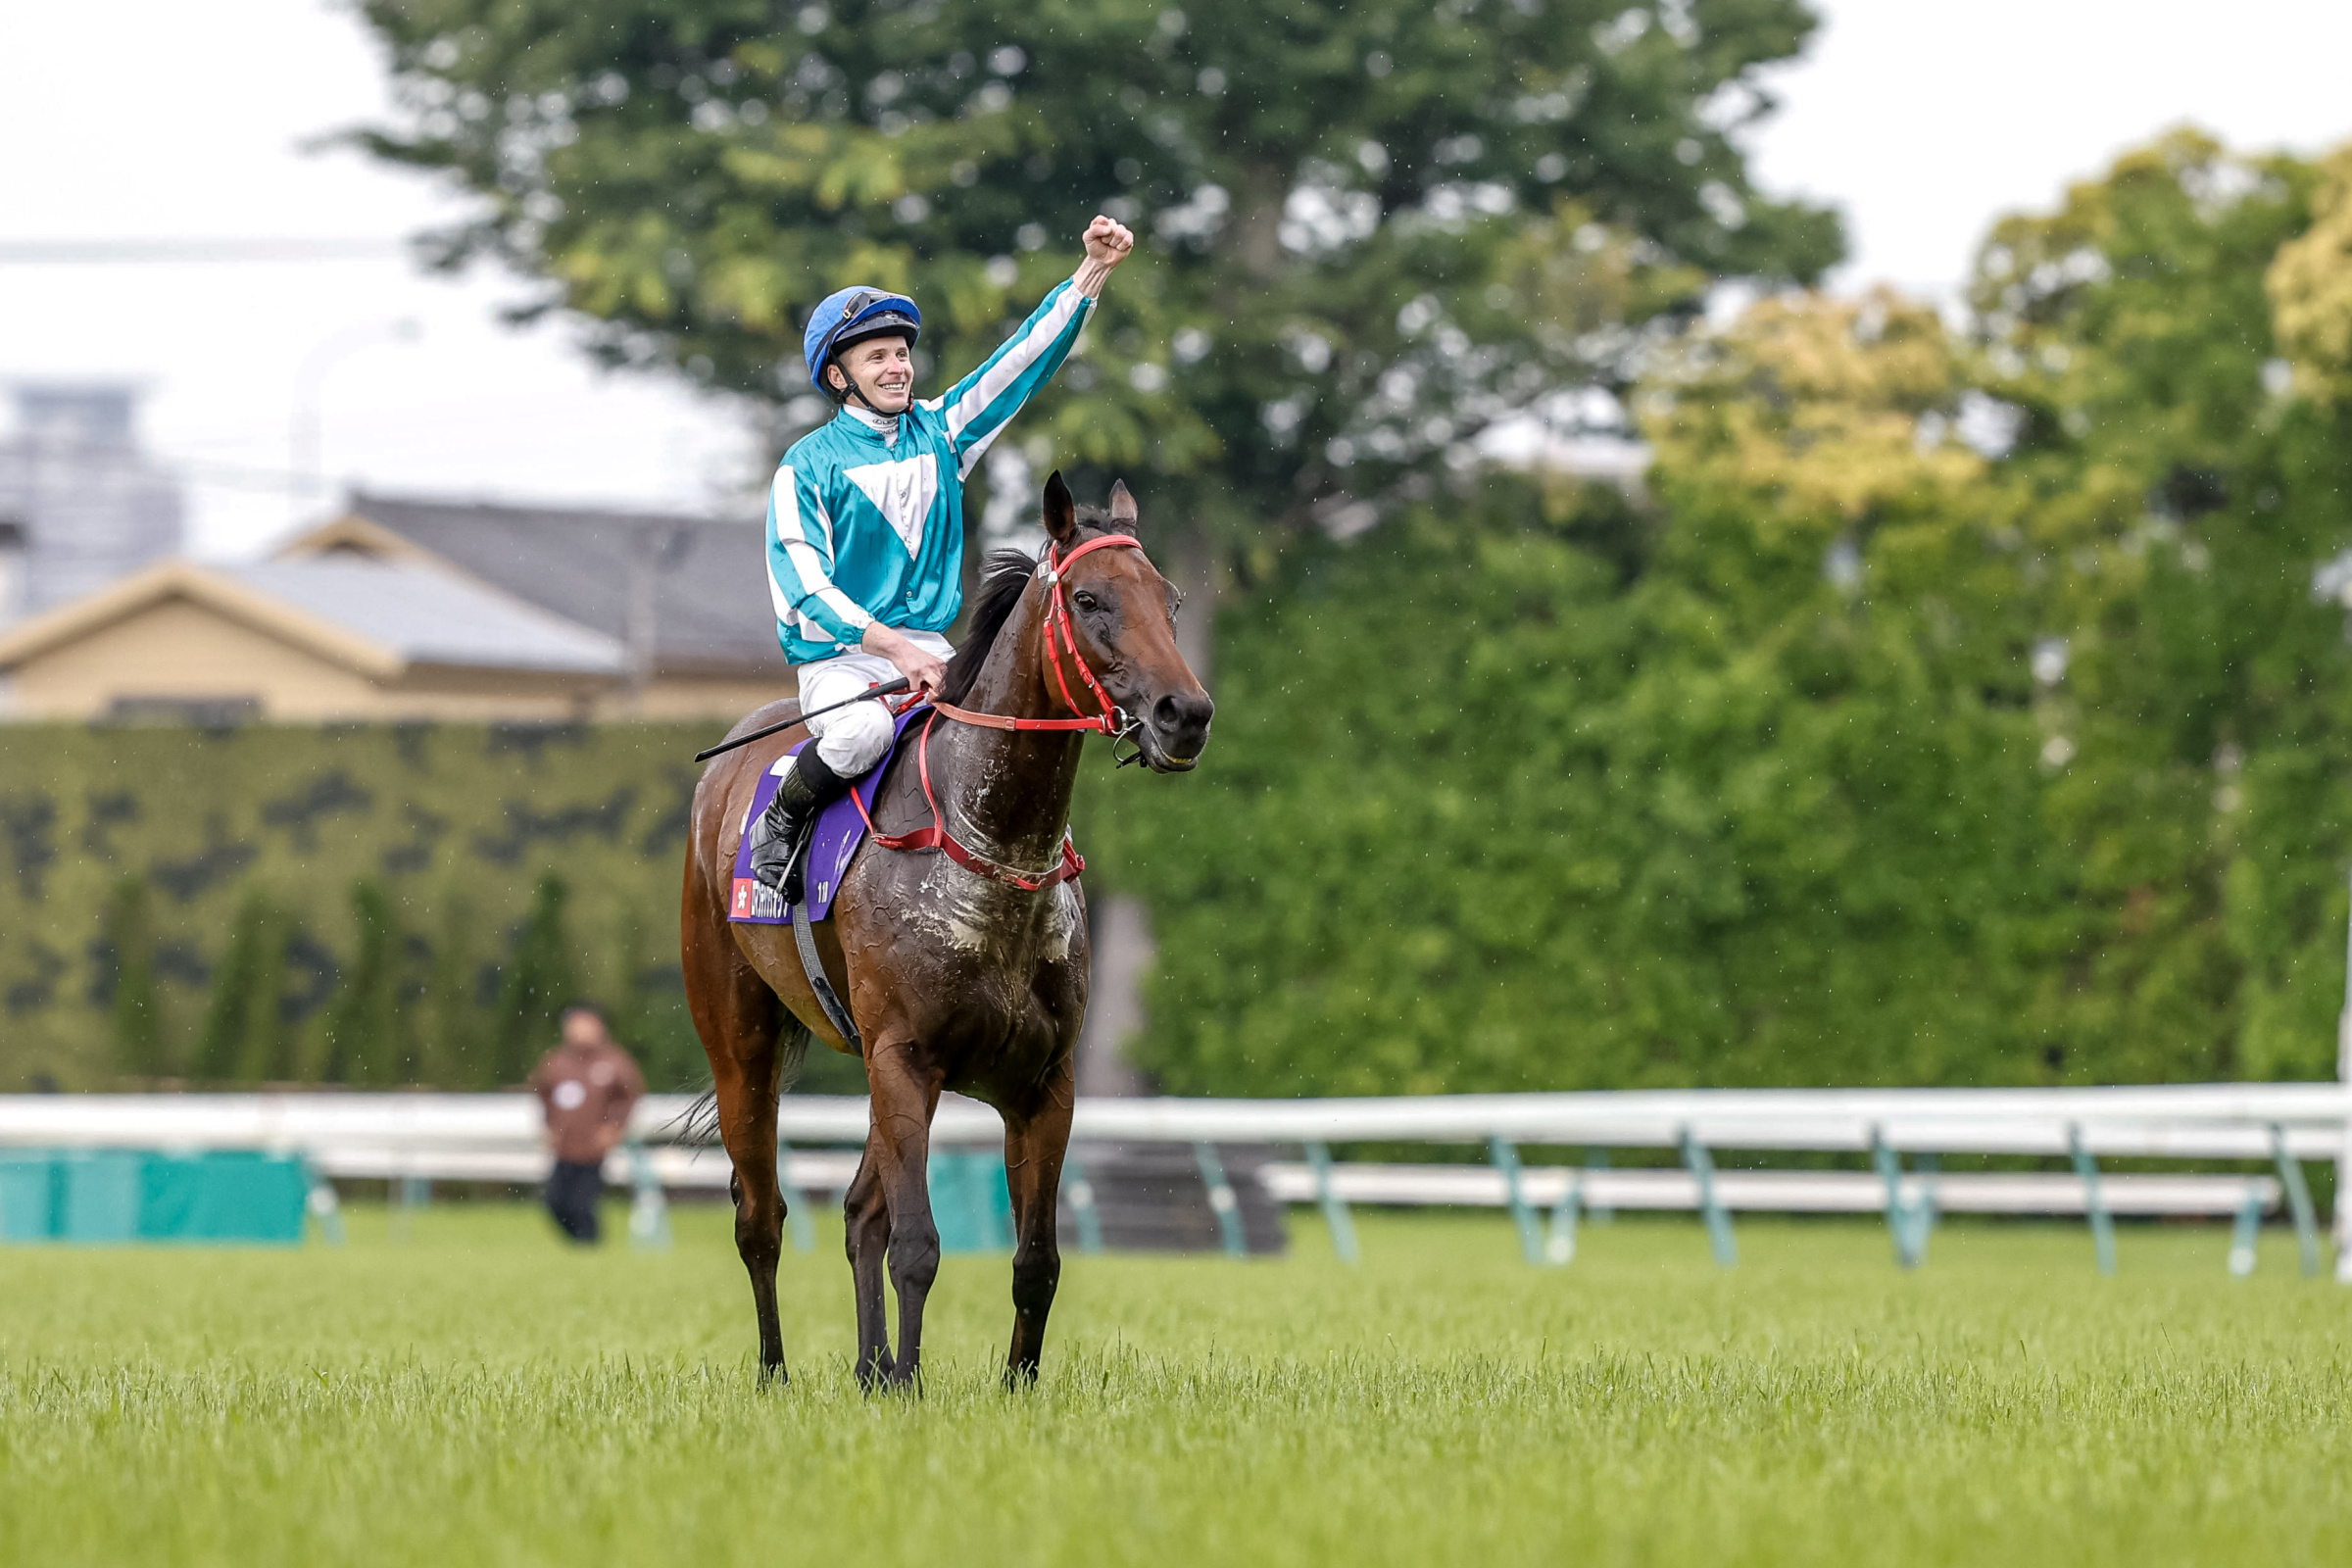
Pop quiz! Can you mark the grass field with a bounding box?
[3,1203,2349,1567]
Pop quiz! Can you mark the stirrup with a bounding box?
[776,831,811,903]
[751,811,811,899]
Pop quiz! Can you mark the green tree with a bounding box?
[1080,481,1658,1095]
[352,0,1839,564]
[2268,141,2352,406]
[193,893,295,1085]
[103,876,167,1080]
[1086,128,2352,1097]
[1086,444,2057,1096]
[1967,128,2352,1082]
[421,891,485,1087]
[490,873,579,1085]
[605,906,700,1092]
[320,879,402,1086]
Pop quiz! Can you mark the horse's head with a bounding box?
[1040,470,1213,773]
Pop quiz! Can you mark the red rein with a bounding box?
[850,533,1146,892]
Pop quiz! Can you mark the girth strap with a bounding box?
[790,878,860,1050]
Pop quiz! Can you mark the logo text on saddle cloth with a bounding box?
[727,707,926,925]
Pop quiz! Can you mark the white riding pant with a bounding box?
[795,630,952,777]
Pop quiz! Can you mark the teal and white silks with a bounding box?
[764,278,1095,666]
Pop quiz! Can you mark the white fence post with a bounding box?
[776,1138,817,1254]
[1303,1141,1359,1264]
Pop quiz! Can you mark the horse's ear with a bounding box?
[1042,469,1078,546]
[1108,478,1138,525]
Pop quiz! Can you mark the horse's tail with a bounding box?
[670,1014,816,1145]
[776,1013,814,1095]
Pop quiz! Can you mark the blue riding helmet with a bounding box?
[803,286,923,394]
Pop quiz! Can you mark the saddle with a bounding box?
[727,704,934,1050]
[727,703,930,928]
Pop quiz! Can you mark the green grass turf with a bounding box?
[2,1203,2348,1567]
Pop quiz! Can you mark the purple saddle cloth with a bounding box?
[727,704,929,925]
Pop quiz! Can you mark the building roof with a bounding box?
[287,493,791,679]
[0,556,625,680]
[227,559,625,675]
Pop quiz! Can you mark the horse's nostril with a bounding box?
[1152,692,1213,738]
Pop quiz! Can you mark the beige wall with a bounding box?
[0,599,612,722]
[601,676,790,723]
[385,663,612,721]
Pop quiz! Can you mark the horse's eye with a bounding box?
[1169,589,1186,615]
[1073,591,1101,612]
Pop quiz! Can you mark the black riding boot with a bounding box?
[749,748,855,900]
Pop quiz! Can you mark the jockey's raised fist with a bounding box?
[1084,215,1136,268]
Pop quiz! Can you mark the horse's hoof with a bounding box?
[759,1360,790,1390]
[856,1351,895,1394]
[1002,1362,1040,1393]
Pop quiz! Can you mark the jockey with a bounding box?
[749,214,1137,895]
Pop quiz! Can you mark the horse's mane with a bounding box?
[937,510,1111,705]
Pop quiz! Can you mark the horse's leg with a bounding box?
[843,1138,896,1390]
[1003,1054,1076,1386]
[685,878,789,1381]
[713,1044,788,1382]
[864,1036,943,1393]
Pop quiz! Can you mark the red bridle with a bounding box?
[850,532,1149,892]
[931,530,1145,737]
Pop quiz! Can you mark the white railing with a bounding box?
[0,1084,2340,1276]
[3,1083,2341,1155]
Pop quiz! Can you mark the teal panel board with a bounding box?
[929,1152,1011,1254]
[3,1151,308,1246]
[0,1154,57,1241]
[138,1155,205,1240]
[177,1153,307,1244]
[137,1153,307,1244]
[58,1152,144,1243]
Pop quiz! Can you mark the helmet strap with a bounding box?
[829,334,910,414]
[841,360,908,419]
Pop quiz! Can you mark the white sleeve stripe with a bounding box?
[957,419,1008,482]
[816,586,871,629]
[771,466,803,544]
[782,538,844,597]
[808,490,835,555]
[772,466,840,557]
[942,286,1090,443]
[771,464,868,634]
[768,557,825,638]
[782,539,871,629]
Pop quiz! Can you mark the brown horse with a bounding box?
[680,472,1211,1390]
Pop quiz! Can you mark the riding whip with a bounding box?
[693,676,913,762]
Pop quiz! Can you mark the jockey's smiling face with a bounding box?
[828,334,915,416]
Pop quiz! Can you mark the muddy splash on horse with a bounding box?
[680,472,1211,1389]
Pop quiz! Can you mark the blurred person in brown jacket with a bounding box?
[528,1004,646,1245]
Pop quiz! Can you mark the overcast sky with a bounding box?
[4,0,2351,560]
